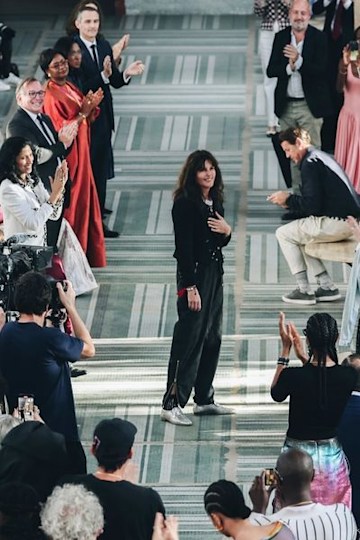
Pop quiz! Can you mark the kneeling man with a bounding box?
[268,127,360,305]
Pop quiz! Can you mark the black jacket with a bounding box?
[172,196,231,287]
[267,25,333,118]
[287,147,360,218]
[312,0,354,46]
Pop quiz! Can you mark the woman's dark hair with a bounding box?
[39,48,66,79]
[54,36,77,60]
[65,0,103,36]
[14,272,52,316]
[0,137,39,186]
[173,149,224,204]
[305,313,339,409]
[204,480,251,519]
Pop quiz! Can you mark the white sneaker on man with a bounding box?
[193,403,235,415]
[0,80,11,91]
[3,72,22,86]
[160,406,192,426]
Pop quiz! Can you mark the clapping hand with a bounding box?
[152,513,179,540]
[124,60,145,78]
[58,120,78,148]
[103,55,112,78]
[112,33,130,63]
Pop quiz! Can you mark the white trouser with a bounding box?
[259,29,278,127]
[276,216,352,276]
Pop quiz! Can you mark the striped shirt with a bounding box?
[250,503,357,540]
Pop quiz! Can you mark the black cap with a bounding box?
[93,418,137,461]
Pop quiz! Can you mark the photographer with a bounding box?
[0,271,95,474]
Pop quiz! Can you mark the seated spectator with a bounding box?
[267,127,360,305]
[0,421,69,502]
[60,417,165,540]
[204,479,295,539]
[271,312,357,506]
[0,482,44,539]
[0,22,22,92]
[249,448,357,539]
[337,353,360,529]
[334,27,360,193]
[40,484,104,540]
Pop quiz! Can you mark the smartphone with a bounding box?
[349,40,359,61]
[18,395,34,421]
[264,468,277,487]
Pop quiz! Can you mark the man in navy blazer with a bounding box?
[312,0,354,152]
[267,0,332,190]
[6,77,77,246]
[74,5,144,237]
[338,353,360,528]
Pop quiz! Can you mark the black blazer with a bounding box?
[74,36,128,131]
[6,108,67,193]
[267,25,333,118]
[312,0,354,46]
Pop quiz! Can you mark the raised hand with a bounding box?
[207,211,231,236]
[288,321,308,364]
[58,120,78,147]
[124,60,145,78]
[279,311,292,357]
[103,55,112,78]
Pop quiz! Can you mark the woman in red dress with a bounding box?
[39,48,106,268]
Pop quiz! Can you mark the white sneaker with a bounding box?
[160,406,192,426]
[3,72,22,86]
[193,402,235,416]
[0,80,11,92]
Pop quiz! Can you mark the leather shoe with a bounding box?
[193,403,235,416]
[103,208,112,215]
[70,367,87,378]
[160,406,192,426]
[103,224,119,238]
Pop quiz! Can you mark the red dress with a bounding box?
[43,80,106,267]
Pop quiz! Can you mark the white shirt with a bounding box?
[286,31,304,98]
[250,502,357,540]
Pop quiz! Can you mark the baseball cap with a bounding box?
[93,418,137,461]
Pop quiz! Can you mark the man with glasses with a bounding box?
[6,77,78,247]
[249,448,357,539]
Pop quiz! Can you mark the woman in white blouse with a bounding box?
[0,137,67,246]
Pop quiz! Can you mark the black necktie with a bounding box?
[37,114,55,145]
[332,1,344,41]
[90,43,99,68]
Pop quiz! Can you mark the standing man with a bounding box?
[267,127,360,305]
[312,0,354,152]
[6,77,77,247]
[74,5,144,238]
[267,0,332,190]
[0,272,95,473]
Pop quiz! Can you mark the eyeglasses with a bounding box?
[49,59,68,70]
[27,90,45,99]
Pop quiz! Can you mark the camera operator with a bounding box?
[0,271,95,474]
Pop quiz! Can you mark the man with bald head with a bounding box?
[249,448,357,539]
[267,0,332,191]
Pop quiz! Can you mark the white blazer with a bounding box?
[0,178,62,246]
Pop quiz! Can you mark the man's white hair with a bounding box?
[40,484,104,540]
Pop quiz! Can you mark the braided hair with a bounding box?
[305,313,339,410]
[204,480,251,519]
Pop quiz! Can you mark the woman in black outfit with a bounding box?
[271,311,357,506]
[161,150,233,426]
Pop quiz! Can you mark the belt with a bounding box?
[286,436,339,446]
[287,97,305,102]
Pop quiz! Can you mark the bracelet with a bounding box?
[78,113,87,120]
[277,357,289,366]
[186,285,197,292]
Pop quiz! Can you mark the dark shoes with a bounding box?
[103,208,112,215]
[282,288,316,305]
[103,224,119,238]
[315,287,341,302]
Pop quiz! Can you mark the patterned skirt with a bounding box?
[283,437,351,508]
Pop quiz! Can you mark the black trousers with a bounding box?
[90,113,114,214]
[0,32,12,78]
[65,439,87,474]
[163,261,223,408]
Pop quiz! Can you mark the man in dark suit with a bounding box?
[267,0,332,191]
[6,77,77,247]
[338,353,360,528]
[312,0,354,152]
[74,5,144,238]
